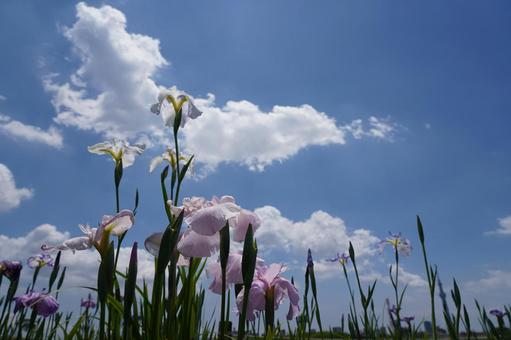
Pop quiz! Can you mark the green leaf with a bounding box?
[178,155,194,183]
[49,251,62,291]
[349,242,355,263]
[65,315,84,340]
[124,242,138,325]
[416,215,425,245]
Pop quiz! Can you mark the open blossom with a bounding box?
[489,309,506,318]
[176,196,261,257]
[401,316,415,323]
[81,293,96,309]
[379,232,412,256]
[88,139,145,168]
[0,260,22,281]
[149,147,193,173]
[27,254,54,269]
[143,232,189,266]
[14,291,59,317]
[236,263,300,321]
[206,251,264,294]
[327,252,350,266]
[42,210,135,253]
[150,87,203,128]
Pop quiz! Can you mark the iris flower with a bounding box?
[0,260,22,281]
[236,263,300,321]
[42,210,135,253]
[205,251,264,294]
[150,87,203,128]
[327,252,350,266]
[176,196,261,258]
[27,254,54,269]
[14,291,59,317]
[379,232,412,256]
[88,139,145,168]
[81,293,96,309]
[401,316,415,323]
[149,147,193,174]
[489,309,506,318]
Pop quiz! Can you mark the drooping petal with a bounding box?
[186,100,203,119]
[274,277,300,320]
[232,209,261,242]
[88,141,115,156]
[177,228,220,258]
[206,261,222,294]
[144,232,163,257]
[121,142,145,168]
[36,295,59,317]
[186,205,230,236]
[259,263,285,285]
[149,155,165,173]
[236,279,267,321]
[102,210,135,236]
[59,236,93,252]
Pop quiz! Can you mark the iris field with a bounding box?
[0,89,509,340]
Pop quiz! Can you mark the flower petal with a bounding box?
[232,209,261,242]
[103,210,135,236]
[186,205,229,236]
[144,232,163,257]
[177,228,219,257]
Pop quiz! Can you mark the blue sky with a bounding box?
[1,0,511,328]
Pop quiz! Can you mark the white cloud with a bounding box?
[45,2,167,140]
[0,114,63,148]
[45,3,399,172]
[342,116,397,141]
[485,215,511,235]
[0,163,33,213]
[0,95,6,101]
[465,270,511,292]
[255,206,380,259]
[184,98,345,171]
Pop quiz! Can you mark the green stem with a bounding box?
[220,264,227,339]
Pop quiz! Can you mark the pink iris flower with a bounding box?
[41,210,135,253]
[206,251,264,295]
[176,196,260,258]
[236,263,300,321]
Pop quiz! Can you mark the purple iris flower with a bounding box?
[327,252,350,265]
[0,260,22,281]
[489,309,506,318]
[402,316,415,323]
[81,293,96,309]
[389,304,398,315]
[14,291,59,317]
[27,254,54,269]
